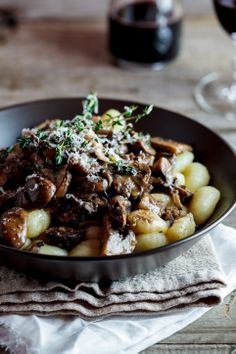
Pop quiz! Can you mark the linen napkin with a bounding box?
[0,231,227,319]
[1,224,236,354]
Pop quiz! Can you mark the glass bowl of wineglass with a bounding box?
[194,0,236,120]
[108,0,183,70]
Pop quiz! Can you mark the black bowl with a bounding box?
[0,98,235,281]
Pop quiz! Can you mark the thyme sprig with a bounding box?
[55,128,73,165]
[95,119,104,132]
[113,161,137,176]
[125,105,154,123]
[105,104,153,129]
[82,92,98,116]
[17,135,33,149]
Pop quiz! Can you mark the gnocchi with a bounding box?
[128,210,168,234]
[150,193,171,207]
[174,151,194,173]
[183,162,210,192]
[190,186,221,225]
[38,244,68,256]
[173,172,185,186]
[135,232,169,252]
[166,213,196,243]
[27,209,51,239]
[69,240,101,257]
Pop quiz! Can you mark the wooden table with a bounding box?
[0,14,235,353]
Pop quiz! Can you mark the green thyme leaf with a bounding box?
[95,119,104,131]
[113,161,137,176]
[143,105,154,115]
[54,120,68,128]
[36,130,48,140]
[123,105,138,118]
[0,145,14,159]
[55,149,64,165]
[17,136,33,149]
[74,116,85,132]
[55,128,73,165]
[124,104,154,123]
[82,92,98,115]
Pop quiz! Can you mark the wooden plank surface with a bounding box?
[0,14,235,353]
[0,0,213,19]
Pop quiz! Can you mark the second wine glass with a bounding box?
[195,0,236,120]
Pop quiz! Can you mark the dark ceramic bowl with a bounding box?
[0,98,235,281]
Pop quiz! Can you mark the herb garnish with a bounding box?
[17,135,33,149]
[54,120,68,128]
[13,93,153,168]
[82,92,98,116]
[0,146,14,159]
[95,119,104,132]
[125,104,154,123]
[36,130,48,141]
[55,128,73,165]
[105,104,153,128]
[113,161,137,176]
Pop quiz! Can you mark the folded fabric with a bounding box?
[0,233,226,320]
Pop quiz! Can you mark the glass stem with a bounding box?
[232,35,236,84]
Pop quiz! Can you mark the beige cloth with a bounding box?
[0,235,227,320]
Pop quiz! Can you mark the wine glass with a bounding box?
[108,0,183,70]
[194,0,236,120]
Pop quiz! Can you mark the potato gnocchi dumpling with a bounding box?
[150,193,171,207]
[135,232,169,252]
[183,162,210,193]
[128,210,168,234]
[38,244,68,256]
[69,240,101,257]
[174,151,194,173]
[27,210,51,239]
[189,186,221,225]
[0,94,221,256]
[166,213,196,243]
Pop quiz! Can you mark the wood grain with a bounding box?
[0,0,213,19]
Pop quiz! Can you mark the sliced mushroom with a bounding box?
[73,175,109,193]
[25,175,56,208]
[153,157,174,186]
[132,140,156,156]
[152,137,192,154]
[176,186,193,204]
[15,187,32,209]
[0,207,28,248]
[102,216,136,256]
[161,206,187,224]
[69,152,101,175]
[137,193,162,215]
[113,164,152,200]
[42,226,82,251]
[55,170,72,198]
[108,195,131,228]
[170,189,183,209]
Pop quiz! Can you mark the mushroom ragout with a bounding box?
[0,94,221,256]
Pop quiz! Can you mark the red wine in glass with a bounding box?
[213,0,236,35]
[108,0,182,68]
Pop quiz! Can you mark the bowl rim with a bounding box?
[0,97,235,262]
